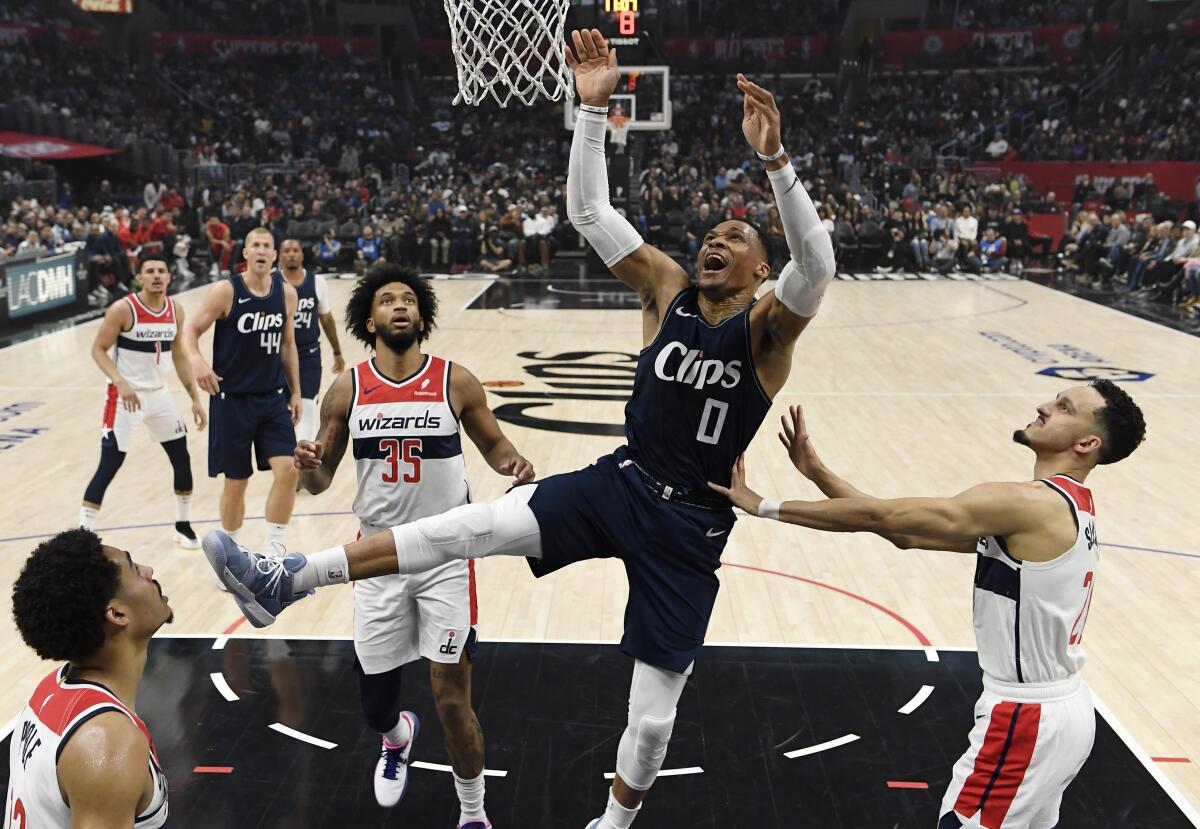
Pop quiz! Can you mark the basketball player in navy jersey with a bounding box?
[8,529,172,828]
[278,238,345,445]
[80,255,206,547]
[202,30,835,828]
[293,264,532,826]
[711,386,1145,829]
[180,226,301,553]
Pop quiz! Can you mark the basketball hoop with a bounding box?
[444,0,574,108]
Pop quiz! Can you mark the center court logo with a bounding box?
[486,350,636,436]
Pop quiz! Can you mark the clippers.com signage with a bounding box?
[883,22,1118,66]
[151,31,378,58]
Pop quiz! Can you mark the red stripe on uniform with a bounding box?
[979,703,1041,828]
[193,766,234,774]
[887,781,929,789]
[953,701,1018,819]
[468,559,478,626]
[102,383,119,430]
[1048,476,1094,515]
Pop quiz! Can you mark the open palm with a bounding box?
[564,28,619,107]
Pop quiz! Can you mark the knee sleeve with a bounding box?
[357,661,404,734]
[161,436,193,492]
[614,660,687,791]
[391,485,541,574]
[297,397,318,444]
[83,438,127,505]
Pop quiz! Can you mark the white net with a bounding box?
[443,0,574,107]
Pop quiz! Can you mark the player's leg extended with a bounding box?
[430,650,491,828]
[202,484,542,625]
[590,660,689,829]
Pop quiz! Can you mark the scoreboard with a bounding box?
[605,0,640,38]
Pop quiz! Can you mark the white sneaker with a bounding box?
[374,711,419,808]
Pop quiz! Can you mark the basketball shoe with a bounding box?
[375,712,419,808]
[174,521,200,549]
[201,530,308,627]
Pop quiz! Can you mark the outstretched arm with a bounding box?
[740,77,836,368]
[170,302,207,431]
[452,363,535,486]
[295,370,352,494]
[564,29,688,342]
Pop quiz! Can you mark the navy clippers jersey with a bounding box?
[213,272,287,394]
[624,286,772,491]
[291,269,320,349]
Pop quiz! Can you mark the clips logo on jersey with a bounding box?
[653,341,743,390]
[295,295,317,330]
[236,311,285,355]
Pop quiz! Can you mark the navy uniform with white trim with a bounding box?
[528,286,771,672]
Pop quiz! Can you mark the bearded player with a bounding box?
[711,385,1145,829]
[202,29,835,828]
[294,264,533,827]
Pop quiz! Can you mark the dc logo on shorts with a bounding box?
[1036,366,1154,382]
[439,630,459,656]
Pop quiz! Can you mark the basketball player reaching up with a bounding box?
[7,529,172,828]
[180,227,301,554]
[292,263,533,826]
[709,385,1146,829]
[202,29,835,829]
[81,254,206,548]
[278,238,345,445]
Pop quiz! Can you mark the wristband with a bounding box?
[756,145,786,162]
[579,103,610,115]
[757,499,782,520]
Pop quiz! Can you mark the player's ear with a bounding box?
[105,600,131,630]
[366,317,376,333]
[1075,433,1101,458]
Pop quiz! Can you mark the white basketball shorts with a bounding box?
[102,385,186,452]
[939,676,1095,829]
[353,522,477,675]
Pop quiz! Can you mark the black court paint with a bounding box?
[1,641,1190,828]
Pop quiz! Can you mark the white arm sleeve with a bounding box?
[566,109,645,267]
[768,164,836,318]
[314,273,331,314]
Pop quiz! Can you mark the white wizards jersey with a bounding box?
[5,666,169,828]
[349,356,470,529]
[111,294,177,391]
[973,475,1099,685]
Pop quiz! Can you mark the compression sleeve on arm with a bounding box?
[566,109,644,267]
[768,164,836,318]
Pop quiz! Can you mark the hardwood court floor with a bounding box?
[0,275,1197,816]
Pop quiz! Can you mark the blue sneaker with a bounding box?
[459,822,492,829]
[374,711,419,807]
[201,531,309,628]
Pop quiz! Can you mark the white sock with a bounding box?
[176,493,191,523]
[265,522,287,549]
[291,546,349,592]
[454,772,487,822]
[598,789,640,829]
[224,525,243,544]
[382,713,412,748]
[80,507,98,530]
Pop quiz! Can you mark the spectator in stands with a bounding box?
[955,205,979,253]
[314,228,342,273]
[206,214,233,275]
[16,230,44,257]
[985,131,1010,160]
[686,203,718,259]
[450,205,479,272]
[143,177,167,212]
[1001,208,1028,269]
[1127,222,1174,291]
[970,228,1009,273]
[1143,220,1199,299]
[356,225,383,274]
[518,205,556,275]
[930,229,958,274]
[426,207,452,269]
[478,226,513,273]
[1099,216,1152,285]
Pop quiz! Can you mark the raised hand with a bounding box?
[778,404,823,479]
[736,73,782,158]
[564,28,619,108]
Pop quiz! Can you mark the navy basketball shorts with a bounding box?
[207,389,297,479]
[527,446,736,674]
[297,343,322,400]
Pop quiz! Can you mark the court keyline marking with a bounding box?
[3,515,1194,562]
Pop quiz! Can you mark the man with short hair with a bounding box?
[278,238,344,444]
[712,381,1146,829]
[81,256,206,547]
[180,227,301,553]
[7,529,173,828]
